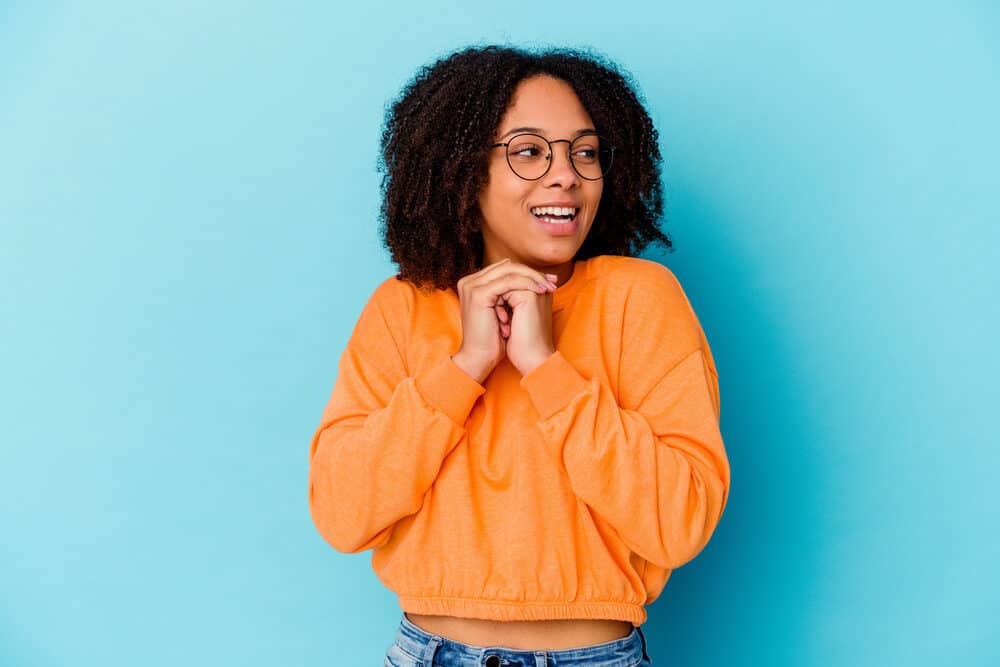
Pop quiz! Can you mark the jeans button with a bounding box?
[485,656,501,667]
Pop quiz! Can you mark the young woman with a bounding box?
[308,45,731,666]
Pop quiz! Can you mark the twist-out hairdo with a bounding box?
[378,44,672,293]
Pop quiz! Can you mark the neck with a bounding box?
[548,260,574,288]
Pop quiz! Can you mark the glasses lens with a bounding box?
[505,135,550,180]
[570,134,613,180]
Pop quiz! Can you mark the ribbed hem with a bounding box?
[414,355,486,426]
[398,594,647,626]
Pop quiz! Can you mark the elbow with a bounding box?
[308,477,389,554]
[307,425,398,554]
[660,461,730,569]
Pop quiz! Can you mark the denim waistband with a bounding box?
[391,613,649,667]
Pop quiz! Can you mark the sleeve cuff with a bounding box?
[519,350,590,420]
[413,355,487,426]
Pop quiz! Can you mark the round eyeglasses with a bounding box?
[488,132,615,181]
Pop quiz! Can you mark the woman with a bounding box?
[308,45,731,666]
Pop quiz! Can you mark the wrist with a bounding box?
[518,348,557,377]
[450,351,490,384]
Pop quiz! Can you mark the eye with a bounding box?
[572,146,599,164]
[507,137,548,161]
[510,144,545,158]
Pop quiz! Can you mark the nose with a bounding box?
[543,140,580,188]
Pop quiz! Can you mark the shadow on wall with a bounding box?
[639,181,823,664]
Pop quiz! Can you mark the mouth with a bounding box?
[530,205,579,224]
[530,205,579,236]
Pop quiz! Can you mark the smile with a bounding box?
[530,206,579,223]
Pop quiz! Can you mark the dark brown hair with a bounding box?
[378,44,672,292]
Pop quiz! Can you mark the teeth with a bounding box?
[530,206,578,216]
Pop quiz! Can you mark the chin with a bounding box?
[534,250,578,266]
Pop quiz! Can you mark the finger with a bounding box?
[469,257,511,281]
[501,286,549,309]
[484,275,556,306]
[458,257,510,293]
[472,259,558,292]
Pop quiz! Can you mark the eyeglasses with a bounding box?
[488,132,615,181]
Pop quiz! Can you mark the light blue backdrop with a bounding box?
[1,1,997,665]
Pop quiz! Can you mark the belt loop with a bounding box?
[421,635,442,667]
[534,650,548,667]
[636,625,651,662]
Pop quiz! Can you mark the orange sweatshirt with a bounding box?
[308,255,730,626]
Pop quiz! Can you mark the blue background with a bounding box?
[2,1,997,665]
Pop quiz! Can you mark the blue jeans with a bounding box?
[384,613,653,666]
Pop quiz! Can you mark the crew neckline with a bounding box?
[552,258,588,312]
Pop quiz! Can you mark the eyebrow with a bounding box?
[499,126,597,140]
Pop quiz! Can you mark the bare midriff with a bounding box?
[404,613,634,651]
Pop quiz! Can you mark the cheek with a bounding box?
[588,183,604,209]
[482,173,531,213]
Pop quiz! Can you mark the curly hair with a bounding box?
[378,44,672,293]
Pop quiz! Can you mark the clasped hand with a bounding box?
[453,257,558,378]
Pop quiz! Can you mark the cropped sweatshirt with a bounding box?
[307,255,731,626]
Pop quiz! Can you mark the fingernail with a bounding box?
[545,273,558,281]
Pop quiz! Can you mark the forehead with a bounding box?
[497,75,594,135]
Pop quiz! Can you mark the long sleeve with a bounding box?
[308,282,486,554]
[518,267,731,570]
